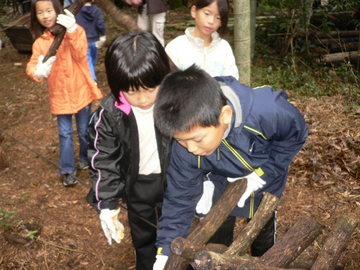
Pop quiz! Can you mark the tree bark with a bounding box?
[224,192,279,256]
[193,250,306,270]
[311,216,358,270]
[318,51,360,63]
[233,0,251,86]
[164,179,247,270]
[259,216,322,267]
[94,0,138,31]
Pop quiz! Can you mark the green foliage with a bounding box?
[252,55,360,104]
[0,208,16,227]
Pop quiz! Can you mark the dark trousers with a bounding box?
[208,211,277,256]
[127,174,164,270]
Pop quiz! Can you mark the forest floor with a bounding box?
[0,5,359,270]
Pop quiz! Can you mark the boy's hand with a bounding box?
[99,208,125,245]
[153,255,168,270]
[34,55,56,80]
[56,9,77,33]
[195,180,215,215]
[95,35,106,48]
[227,171,266,207]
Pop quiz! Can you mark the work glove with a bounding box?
[227,171,266,208]
[34,55,56,80]
[195,180,215,215]
[153,255,168,270]
[95,35,106,48]
[56,9,77,33]
[99,208,125,245]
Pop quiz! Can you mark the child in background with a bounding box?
[165,0,239,79]
[26,0,103,186]
[124,0,168,46]
[63,0,106,81]
[86,31,171,270]
[152,65,308,269]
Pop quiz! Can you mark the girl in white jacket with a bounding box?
[165,0,239,79]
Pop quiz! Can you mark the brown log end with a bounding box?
[171,237,185,256]
[194,250,212,270]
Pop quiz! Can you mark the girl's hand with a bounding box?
[124,0,143,6]
[34,55,56,80]
[56,9,77,33]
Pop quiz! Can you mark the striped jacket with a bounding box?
[86,93,171,211]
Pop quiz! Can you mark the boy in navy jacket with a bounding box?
[152,65,308,269]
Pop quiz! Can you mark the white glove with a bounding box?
[95,35,106,48]
[153,255,168,270]
[34,55,56,80]
[99,208,125,245]
[56,9,77,33]
[195,180,215,215]
[227,171,266,208]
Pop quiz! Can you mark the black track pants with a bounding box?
[127,174,164,270]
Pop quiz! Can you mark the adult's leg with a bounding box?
[137,4,150,31]
[57,114,75,175]
[150,11,166,46]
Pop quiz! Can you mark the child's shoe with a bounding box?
[63,173,78,187]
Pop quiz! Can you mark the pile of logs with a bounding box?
[312,30,360,63]
[163,180,358,270]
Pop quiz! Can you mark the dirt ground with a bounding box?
[0,6,359,270]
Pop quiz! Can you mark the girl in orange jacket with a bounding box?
[26,0,103,186]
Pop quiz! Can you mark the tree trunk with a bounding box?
[224,192,279,256]
[250,0,256,59]
[164,180,247,270]
[311,216,358,270]
[94,0,138,31]
[259,216,322,267]
[233,0,251,86]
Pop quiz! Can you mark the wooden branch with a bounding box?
[192,250,306,270]
[94,0,138,31]
[311,216,358,270]
[260,216,322,267]
[164,179,247,270]
[318,51,360,63]
[225,192,279,256]
[171,237,228,260]
[43,0,90,62]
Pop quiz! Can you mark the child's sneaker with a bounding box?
[63,173,78,187]
[78,160,89,170]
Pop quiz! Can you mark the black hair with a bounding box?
[105,31,170,101]
[30,0,64,39]
[154,65,227,137]
[192,0,229,34]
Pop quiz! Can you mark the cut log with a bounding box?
[259,216,322,267]
[164,179,247,270]
[171,237,228,260]
[318,51,360,63]
[224,192,279,256]
[43,0,90,61]
[310,216,358,270]
[192,250,306,270]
